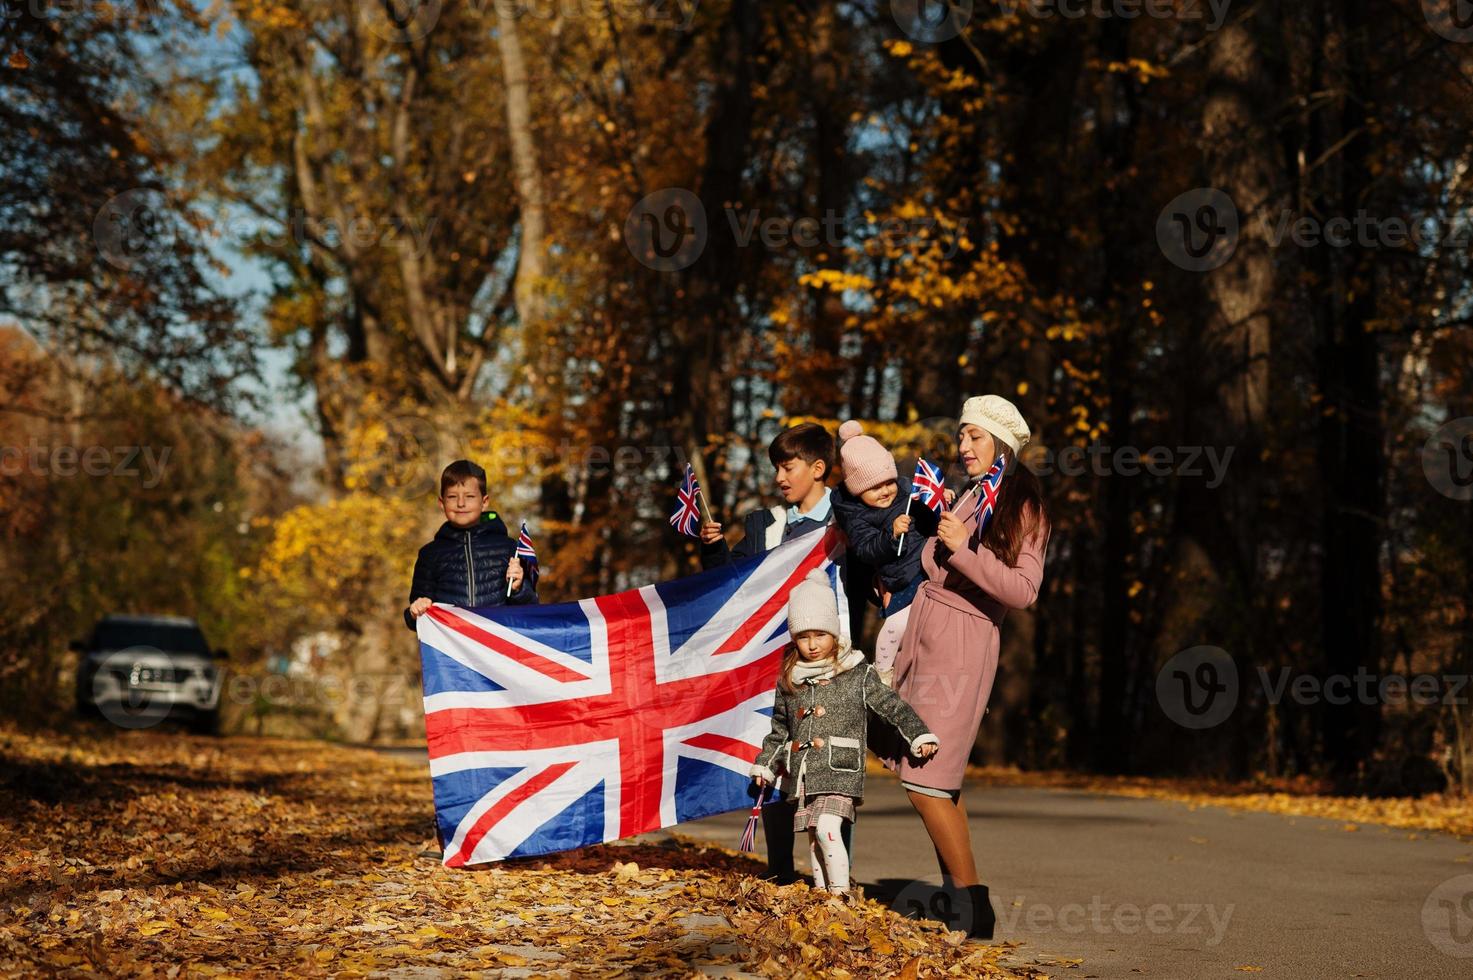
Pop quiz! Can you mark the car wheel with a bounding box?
[189,709,221,736]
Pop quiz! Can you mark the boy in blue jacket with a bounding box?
[404,460,537,630]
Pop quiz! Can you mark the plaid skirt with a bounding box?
[793,793,858,831]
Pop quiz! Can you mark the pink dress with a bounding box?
[881,502,1049,791]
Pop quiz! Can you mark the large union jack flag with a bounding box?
[417,527,847,866]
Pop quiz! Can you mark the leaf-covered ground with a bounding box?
[0,726,1054,978]
[966,764,1473,838]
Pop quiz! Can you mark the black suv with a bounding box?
[73,615,227,734]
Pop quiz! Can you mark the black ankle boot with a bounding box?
[965,884,996,940]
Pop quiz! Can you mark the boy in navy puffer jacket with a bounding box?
[404,460,537,630]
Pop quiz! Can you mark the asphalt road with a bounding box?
[381,744,1473,979]
[679,773,1473,979]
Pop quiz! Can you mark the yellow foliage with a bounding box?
[250,493,420,624]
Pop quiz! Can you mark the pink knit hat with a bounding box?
[837,420,898,495]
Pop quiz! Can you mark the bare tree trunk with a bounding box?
[1199,7,1279,581]
[1092,15,1143,772]
[801,3,853,418]
[1202,22,1275,450]
[977,608,1035,766]
[673,0,764,513]
[495,0,549,349]
[1307,0,1385,790]
[1140,3,1282,777]
[339,617,395,743]
[493,0,563,577]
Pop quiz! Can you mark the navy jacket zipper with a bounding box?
[463,531,476,605]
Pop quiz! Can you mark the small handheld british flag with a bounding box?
[517,521,537,566]
[972,452,1009,533]
[669,463,704,537]
[896,457,947,556]
[507,521,538,596]
[738,783,770,852]
[910,458,946,514]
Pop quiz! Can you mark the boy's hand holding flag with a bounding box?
[506,521,538,596]
[670,462,711,538]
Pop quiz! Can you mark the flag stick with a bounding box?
[507,526,522,597]
[952,482,979,517]
[695,486,715,525]
[896,492,915,556]
[739,783,770,853]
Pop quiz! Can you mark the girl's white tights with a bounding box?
[808,813,850,893]
[873,604,913,678]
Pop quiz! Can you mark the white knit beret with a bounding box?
[958,394,1031,454]
[787,569,840,638]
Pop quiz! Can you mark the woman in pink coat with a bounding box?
[882,393,1050,938]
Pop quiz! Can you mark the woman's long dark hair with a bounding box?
[977,447,1048,566]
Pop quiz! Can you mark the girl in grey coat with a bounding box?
[750,570,939,896]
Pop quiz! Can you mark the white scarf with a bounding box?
[790,647,864,684]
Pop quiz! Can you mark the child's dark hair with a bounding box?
[440,459,487,496]
[768,422,834,476]
[980,447,1048,566]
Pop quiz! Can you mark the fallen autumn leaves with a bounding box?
[0,726,1051,978]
